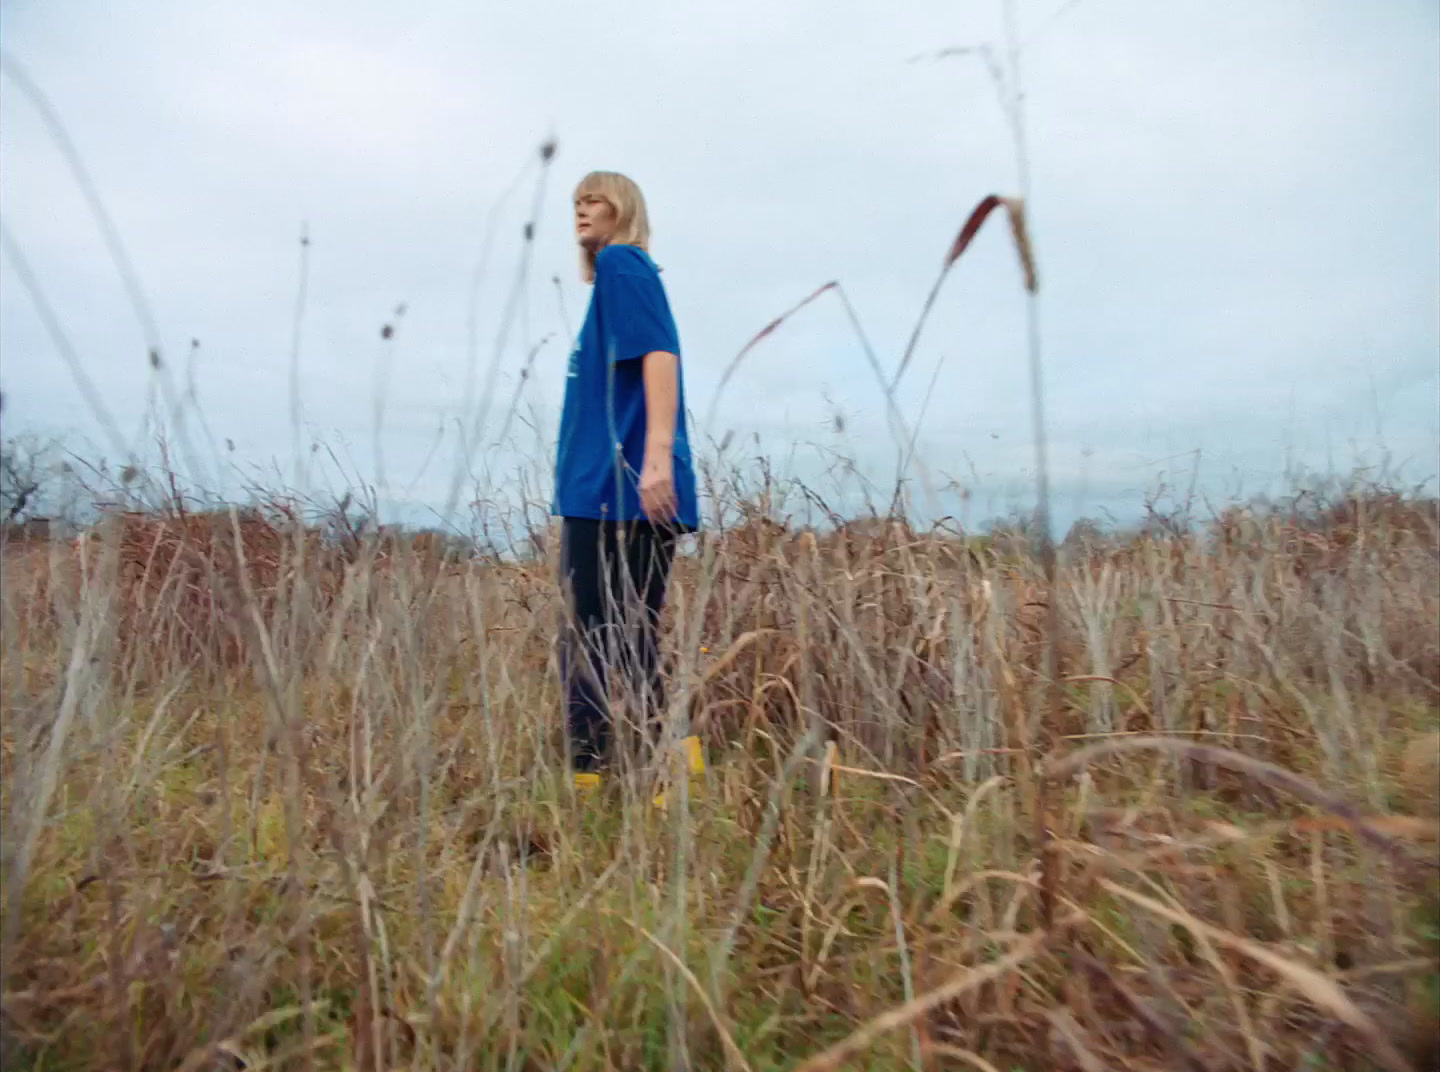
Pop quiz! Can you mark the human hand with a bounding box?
[639,450,677,521]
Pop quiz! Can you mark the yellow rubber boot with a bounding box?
[682,735,706,776]
[653,736,706,811]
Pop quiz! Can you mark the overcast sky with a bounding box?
[2,0,1437,534]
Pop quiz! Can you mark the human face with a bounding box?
[574,192,617,251]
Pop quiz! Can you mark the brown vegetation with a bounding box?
[1,486,1437,1070]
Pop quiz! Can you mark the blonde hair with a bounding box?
[574,171,651,283]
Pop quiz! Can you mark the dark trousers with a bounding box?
[559,518,678,772]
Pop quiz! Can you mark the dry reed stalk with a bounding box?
[1099,879,1417,1072]
[891,194,1037,394]
[623,918,754,1072]
[791,916,1077,1072]
[1072,948,1208,1072]
[1043,736,1425,866]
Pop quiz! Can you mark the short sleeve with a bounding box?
[596,250,680,363]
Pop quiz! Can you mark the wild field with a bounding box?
[1,481,1437,1070]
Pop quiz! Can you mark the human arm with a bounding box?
[593,246,684,521]
[640,350,679,521]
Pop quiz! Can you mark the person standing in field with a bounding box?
[552,171,701,790]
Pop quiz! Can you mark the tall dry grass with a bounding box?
[1,475,1437,1071]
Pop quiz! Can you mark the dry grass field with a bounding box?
[1,482,1437,1070]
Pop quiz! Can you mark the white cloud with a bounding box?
[1,0,1435,532]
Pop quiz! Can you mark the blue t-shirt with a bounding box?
[552,244,699,529]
